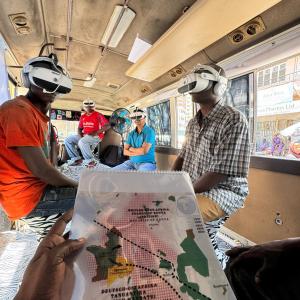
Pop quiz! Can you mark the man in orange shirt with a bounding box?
[0,53,77,227]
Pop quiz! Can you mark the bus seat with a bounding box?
[97,128,122,158]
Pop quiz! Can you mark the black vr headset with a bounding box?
[177,64,228,96]
[21,53,72,94]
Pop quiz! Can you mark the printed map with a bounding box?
[69,171,236,300]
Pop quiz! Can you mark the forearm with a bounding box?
[89,124,110,136]
[129,147,145,155]
[124,148,141,157]
[124,149,133,156]
[193,172,227,193]
[78,128,83,137]
[171,156,183,171]
[37,165,78,187]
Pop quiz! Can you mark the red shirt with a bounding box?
[79,111,108,139]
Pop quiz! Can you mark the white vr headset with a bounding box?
[130,110,147,120]
[22,55,72,94]
[83,99,95,107]
[178,65,228,96]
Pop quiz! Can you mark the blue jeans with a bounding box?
[64,134,100,161]
[27,185,77,217]
[112,160,156,171]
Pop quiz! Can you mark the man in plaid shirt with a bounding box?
[172,64,250,267]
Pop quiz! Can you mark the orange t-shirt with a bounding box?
[0,96,49,220]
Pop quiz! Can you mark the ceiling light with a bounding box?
[83,76,97,87]
[128,35,152,63]
[101,5,135,48]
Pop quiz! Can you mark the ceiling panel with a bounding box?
[0,0,299,111]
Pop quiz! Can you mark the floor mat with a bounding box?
[0,231,38,300]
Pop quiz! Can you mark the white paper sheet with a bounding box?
[68,170,236,300]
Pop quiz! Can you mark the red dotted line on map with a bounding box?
[93,219,212,300]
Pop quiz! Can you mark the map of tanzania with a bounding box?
[68,170,236,300]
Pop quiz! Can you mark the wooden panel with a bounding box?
[226,168,300,243]
[156,151,300,243]
[155,152,177,170]
[126,0,281,82]
[250,156,300,176]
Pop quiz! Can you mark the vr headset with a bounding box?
[83,99,95,107]
[130,109,147,120]
[22,54,72,94]
[177,64,228,96]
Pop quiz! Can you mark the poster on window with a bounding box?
[257,82,300,116]
[50,108,81,121]
[147,100,171,146]
[224,74,249,119]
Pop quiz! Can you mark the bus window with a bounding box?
[255,55,300,160]
[51,119,79,142]
[147,100,171,147]
[175,94,193,148]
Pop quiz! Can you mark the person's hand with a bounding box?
[226,238,300,285]
[14,209,85,300]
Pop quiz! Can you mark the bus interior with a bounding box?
[0,0,300,298]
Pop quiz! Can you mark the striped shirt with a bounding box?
[179,102,250,214]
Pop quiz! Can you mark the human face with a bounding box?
[30,85,58,104]
[191,87,218,105]
[134,117,146,127]
[84,106,95,113]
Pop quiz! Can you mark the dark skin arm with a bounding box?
[49,125,58,166]
[193,172,227,193]
[171,156,184,171]
[171,156,227,192]
[78,127,84,137]
[14,210,85,300]
[17,147,78,187]
[87,123,111,136]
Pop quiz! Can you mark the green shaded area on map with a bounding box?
[152,200,163,206]
[168,195,176,202]
[177,229,210,300]
[131,287,142,300]
[86,227,122,282]
[159,259,172,270]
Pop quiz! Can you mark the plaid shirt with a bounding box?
[179,102,250,214]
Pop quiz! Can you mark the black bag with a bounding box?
[100,145,127,167]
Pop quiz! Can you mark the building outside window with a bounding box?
[255,55,300,160]
[147,100,171,146]
[257,63,287,89]
[175,94,193,148]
